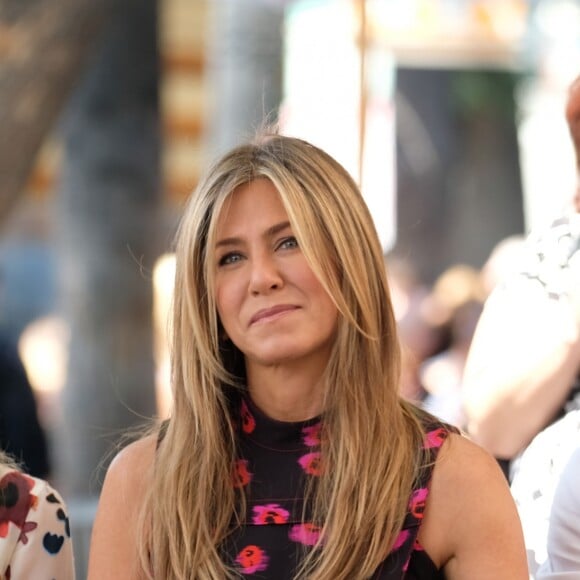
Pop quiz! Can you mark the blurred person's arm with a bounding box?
[463,275,580,459]
[465,73,580,461]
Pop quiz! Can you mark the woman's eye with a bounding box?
[278,237,299,251]
[218,252,242,266]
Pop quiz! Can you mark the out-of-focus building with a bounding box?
[283,0,578,282]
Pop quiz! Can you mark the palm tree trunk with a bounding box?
[54,0,161,497]
[205,0,285,158]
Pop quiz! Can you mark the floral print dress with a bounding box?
[221,396,454,579]
[0,466,74,580]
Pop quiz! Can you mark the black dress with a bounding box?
[220,396,450,579]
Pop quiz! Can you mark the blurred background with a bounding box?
[1,0,579,576]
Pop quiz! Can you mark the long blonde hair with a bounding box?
[141,134,428,579]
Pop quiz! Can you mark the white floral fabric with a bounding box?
[0,466,74,579]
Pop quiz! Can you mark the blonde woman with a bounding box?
[0,450,74,579]
[88,134,527,579]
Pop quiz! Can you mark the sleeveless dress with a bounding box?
[219,396,453,579]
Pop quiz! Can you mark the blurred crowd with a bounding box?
[387,232,526,429]
[390,74,580,579]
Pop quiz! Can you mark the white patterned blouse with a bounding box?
[0,465,74,579]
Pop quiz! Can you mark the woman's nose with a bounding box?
[248,254,284,295]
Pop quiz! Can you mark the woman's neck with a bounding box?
[246,362,326,422]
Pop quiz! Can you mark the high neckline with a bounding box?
[238,395,322,451]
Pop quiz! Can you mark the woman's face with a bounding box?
[214,178,338,372]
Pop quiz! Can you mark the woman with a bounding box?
[0,450,74,579]
[88,134,527,579]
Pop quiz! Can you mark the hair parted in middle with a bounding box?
[140,132,430,580]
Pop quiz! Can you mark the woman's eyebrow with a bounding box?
[215,221,291,248]
[265,221,291,238]
[215,236,243,249]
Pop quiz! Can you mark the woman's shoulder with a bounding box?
[436,431,502,475]
[87,434,158,580]
[102,434,158,493]
[414,428,503,527]
[94,433,159,526]
[427,432,512,520]
[431,433,514,523]
[110,434,158,467]
[419,433,527,576]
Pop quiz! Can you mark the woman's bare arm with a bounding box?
[419,433,529,579]
[87,435,156,580]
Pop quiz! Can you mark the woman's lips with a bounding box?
[250,305,300,325]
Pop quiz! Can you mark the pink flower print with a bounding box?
[298,451,322,476]
[236,545,269,574]
[392,529,410,551]
[0,471,36,537]
[413,538,425,551]
[18,521,38,545]
[409,487,428,519]
[240,399,256,434]
[252,504,290,525]
[289,523,321,546]
[424,428,447,449]
[232,459,252,488]
[302,423,321,447]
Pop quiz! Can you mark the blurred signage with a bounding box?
[367,0,528,69]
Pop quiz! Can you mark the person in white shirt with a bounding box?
[536,445,580,579]
[510,409,580,576]
[463,75,580,474]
